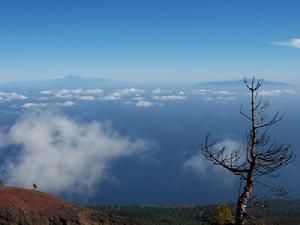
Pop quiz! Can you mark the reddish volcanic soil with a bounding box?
[0,186,140,225]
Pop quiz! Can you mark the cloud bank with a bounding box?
[0,92,27,102]
[22,101,75,109]
[40,88,103,101]
[135,100,154,107]
[260,89,297,96]
[153,95,186,101]
[184,139,242,185]
[0,111,148,195]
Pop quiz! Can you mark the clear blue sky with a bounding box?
[0,0,299,84]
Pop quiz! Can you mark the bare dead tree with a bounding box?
[201,77,295,225]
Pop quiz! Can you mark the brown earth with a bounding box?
[0,186,141,225]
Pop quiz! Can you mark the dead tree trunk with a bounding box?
[201,77,295,225]
[235,80,257,225]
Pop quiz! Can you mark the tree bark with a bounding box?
[235,171,254,225]
[235,84,256,225]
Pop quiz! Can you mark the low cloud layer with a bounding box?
[184,139,242,185]
[101,88,145,101]
[135,100,154,107]
[10,86,297,110]
[153,95,186,101]
[0,111,148,195]
[41,88,103,101]
[152,88,172,94]
[22,101,75,109]
[0,92,27,102]
[260,89,297,96]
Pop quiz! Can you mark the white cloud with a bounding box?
[212,90,235,95]
[133,96,145,101]
[283,89,297,95]
[1,111,148,194]
[191,89,235,96]
[40,90,53,95]
[184,139,242,185]
[40,89,103,101]
[152,88,172,94]
[119,88,145,95]
[272,38,300,48]
[76,96,95,101]
[22,103,49,109]
[191,89,209,95]
[0,92,27,101]
[101,88,145,101]
[183,154,207,176]
[135,101,154,108]
[41,89,104,96]
[259,89,297,96]
[101,93,122,101]
[153,95,186,101]
[59,101,76,107]
[22,101,75,109]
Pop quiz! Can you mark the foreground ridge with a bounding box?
[0,186,141,225]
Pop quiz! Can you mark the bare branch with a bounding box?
[201,77,295,225]
[201,134,249,175]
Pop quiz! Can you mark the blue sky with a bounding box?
[0,0,299,84]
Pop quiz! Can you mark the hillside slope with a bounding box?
[0,186,141,225]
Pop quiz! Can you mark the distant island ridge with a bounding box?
[0,75,291,90]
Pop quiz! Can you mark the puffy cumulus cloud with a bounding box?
[41,88,103,96]
[101,88,145,101]
[191,89,237,101]
[135,101,154,108]
[272,38,300,48]
[259,89,297,96]
[119,88,145,95]
[76,96,95,101]
[202,96,236,101]
[40,89,103,101]
[212,90,235,95]
[184,139,243,185]
[183,154,207,176]
[191,89,236,96]
[133,96,145,101]
[22,101,75,109]
[60,101,75,107]
[22,103,49,109]
[0,92,27,102]
[153,95,186,101]
[152,88,172,94]
[1,111,148,195]
[101,93,122,101]
[191,89,210,95]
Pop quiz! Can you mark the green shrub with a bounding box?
[209,204,234,225]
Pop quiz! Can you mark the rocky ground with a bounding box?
[0,186,141,225]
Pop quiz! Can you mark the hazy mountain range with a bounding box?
[0,75,123,91]
[0,75,292,90]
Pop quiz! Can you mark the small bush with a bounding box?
[209,204,234,225]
